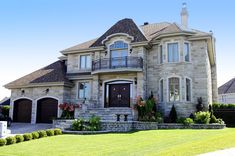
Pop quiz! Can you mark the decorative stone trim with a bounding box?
[53,119,226,132]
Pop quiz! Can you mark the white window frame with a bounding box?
[184,41,191,62]
[159,78,164,102]
[77,81,91,99]
[166,76,182,102]
[166,41,180,63]
[79,54,91,70]
[185,77,192,102]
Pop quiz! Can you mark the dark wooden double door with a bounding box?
[109,84,130,107]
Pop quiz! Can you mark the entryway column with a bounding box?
[92,75,100,108]
[137,72,145,98]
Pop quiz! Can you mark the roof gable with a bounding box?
[90,18,147,47]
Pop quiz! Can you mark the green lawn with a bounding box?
[1,128,235,156]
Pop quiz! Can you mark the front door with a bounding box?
[109,84,130,107]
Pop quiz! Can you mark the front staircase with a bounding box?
[76,108,135,121]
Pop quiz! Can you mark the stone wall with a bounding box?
[53,120,225,132]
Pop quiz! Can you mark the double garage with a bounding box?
[13,97,58,123]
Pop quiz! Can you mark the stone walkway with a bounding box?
[198,147,235,156]
[9,123,52,135]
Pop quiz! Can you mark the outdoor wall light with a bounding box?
[134,77,137,85]
[21,89,25,95]
[45,88,49,94]
[99,80,103,86]
[129,48,133,54]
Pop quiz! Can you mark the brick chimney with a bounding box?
[181,2,188,29]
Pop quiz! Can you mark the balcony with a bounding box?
[92,56,143,74]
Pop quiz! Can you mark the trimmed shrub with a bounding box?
[1,105,10,117]
[194,111,210,124]
[0,138,6,146]
[15,135,24,143]
[183,118,194,126]
[46,129,54,136]
[5,136,16,145]
[23,133,33,141]
[88,115,101,131]
[176,117,185,124]
[169,105,178,123]
[210,115,217,123]
[216,118,225,125]
[32,131,39,139]
[72,119,84,131]
[54,128,62,135]
[38,130,47,138]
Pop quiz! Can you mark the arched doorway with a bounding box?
[36,98,58,123]
[13,98,32,123]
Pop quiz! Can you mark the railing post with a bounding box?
[125,56,128,67]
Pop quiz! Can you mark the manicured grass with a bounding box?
[1,128,235,156]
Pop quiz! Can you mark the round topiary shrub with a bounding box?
[54,128,62,135]
[38,130,47,138]
[32,131,39,139]
[15,135,24,143]
[0,138,6,146]
[46,129,54,136]
[183,118,194,126]
[6,136,16,145]
[23,133,33,141]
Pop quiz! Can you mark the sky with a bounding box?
[0,0,235,100]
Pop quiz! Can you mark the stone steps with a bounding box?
[76,108,134,121]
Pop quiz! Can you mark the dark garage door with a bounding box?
[37,98,58,123]
[13,99,32,123]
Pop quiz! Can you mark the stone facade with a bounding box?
[6,18,218,123]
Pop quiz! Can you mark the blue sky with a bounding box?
[0,0,235,100]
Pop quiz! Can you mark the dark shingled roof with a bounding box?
[91,18,147,47]
[5,61,70,88]
[218,78,235,94]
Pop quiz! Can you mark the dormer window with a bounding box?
[110,41,128,67]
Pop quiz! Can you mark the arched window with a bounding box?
[110,41,128,67]
[168,77,180,102]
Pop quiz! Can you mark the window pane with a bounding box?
[79,83,85,98]
[168,43,178,62]
[80,56,86,69]
[86,55,91,69]
[169,78,180,102]
[184,43,189,62]
[84,83,89,98]
[186,78,191,101]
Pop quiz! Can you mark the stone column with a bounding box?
[92,75,100,108]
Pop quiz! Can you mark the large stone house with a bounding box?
[5,5,218,124]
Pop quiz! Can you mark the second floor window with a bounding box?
[78,82,90,99]
[80,55,91,69]
[167,43,179,63]
[110,41,128,67]
[184,43,190,62]
[169,77,180,102]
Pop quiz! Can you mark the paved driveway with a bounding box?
[9,123,52,135]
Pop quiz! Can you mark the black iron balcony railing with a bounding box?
[92,56,143,71]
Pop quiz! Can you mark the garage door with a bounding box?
[13,99,32,123]
[36,98,58,123]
